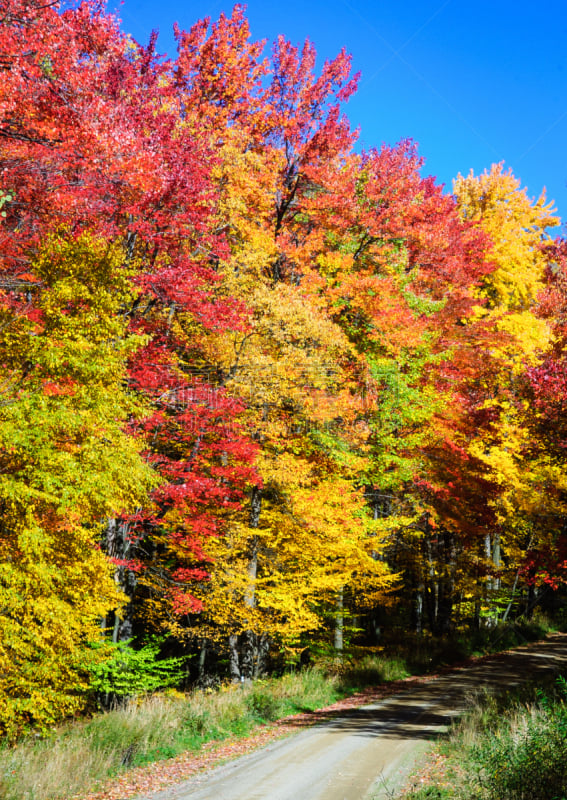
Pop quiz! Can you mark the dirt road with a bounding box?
[137,634,567,800]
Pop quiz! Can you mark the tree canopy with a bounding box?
[0,0,564,736]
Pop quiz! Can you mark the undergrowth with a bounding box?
[0,654,410,800]
[0,620,557,800]
[398,673,567,800]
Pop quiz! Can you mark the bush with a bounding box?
[471,677,567,800]
[87,638,186,704]
[247,687,282,721]
[399,675,567,800]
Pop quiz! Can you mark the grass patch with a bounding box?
[339,652,412,691]
[397,674,567,800]
[0,668,344,800]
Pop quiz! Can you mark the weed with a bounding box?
[398,674,567,800]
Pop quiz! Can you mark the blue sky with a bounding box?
[113,0,567,229]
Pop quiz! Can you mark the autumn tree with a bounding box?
[518,237,567,600]
[0,0,256,712]
[2,0,564,714]
[158,8,399,674]
[452,164,560,623]
[0,231,157,735]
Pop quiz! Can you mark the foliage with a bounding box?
[87,639,187,701]
[454,164,558,310]
[0,0,566,737]
[0,233,155,737]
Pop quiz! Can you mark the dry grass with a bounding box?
[0,735,115,800]
[0,668,341,800]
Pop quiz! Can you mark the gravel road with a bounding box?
[137,634,567,800]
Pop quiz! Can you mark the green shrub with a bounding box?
[471,677,567,800]
[247,687,282,720]
[87,638,186,702]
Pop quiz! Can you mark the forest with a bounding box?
[1,0,567,738]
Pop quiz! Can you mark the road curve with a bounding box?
[136,634,567,800]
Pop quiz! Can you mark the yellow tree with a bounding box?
[453,164,560,621]
[454,163,558,311]
[0,233,155,735]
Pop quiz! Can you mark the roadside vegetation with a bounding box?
[0,616,559,800]
[397,672,567,800]
[0,660,397,800]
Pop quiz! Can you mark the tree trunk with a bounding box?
[424,527,438,633]
[493,531,501,590]
[502,569,521,623]
[334,587,344,660]
[485,531,502,627]
[485,532,492,594]
[197,639,208,685]
[240,630,256,681]
[254,633,270,678]
[228,634,241,683]
[414,584,424,635]
[105,517,136,642]
[526,582,537,619]
[240,485,264,681]
[435,530,456,635]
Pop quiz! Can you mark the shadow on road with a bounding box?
[274,636,567,742]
